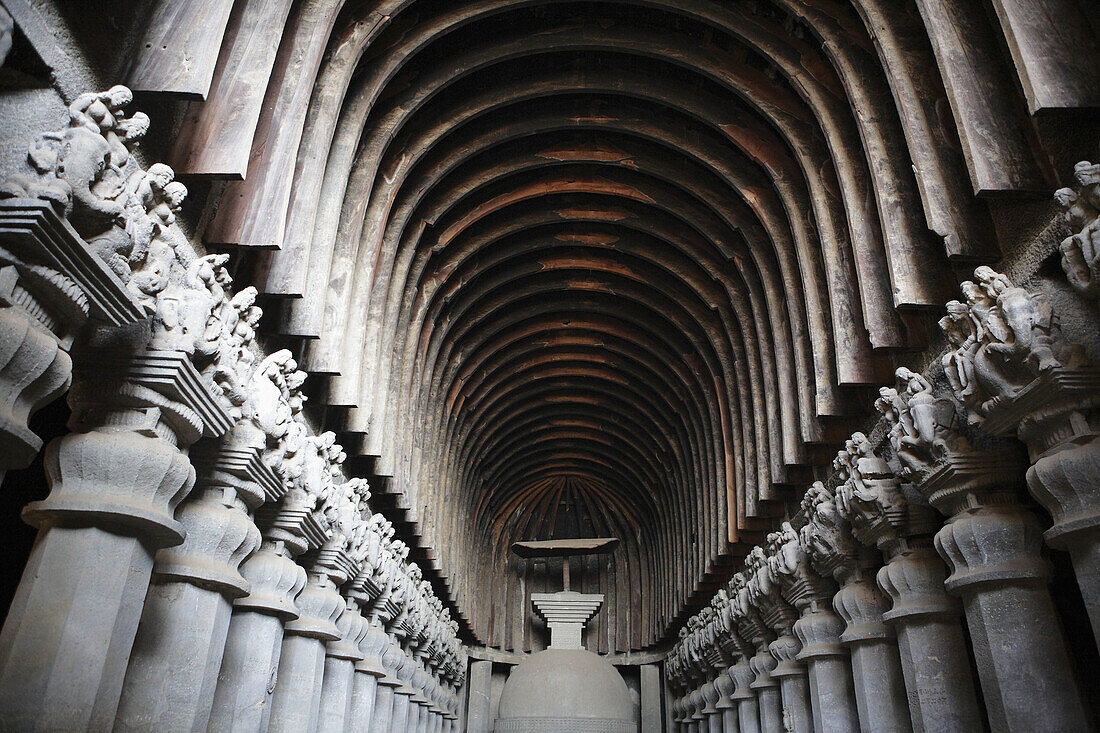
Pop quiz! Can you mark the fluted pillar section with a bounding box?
[317,599,369,733]
[792,602,859,733]
[347,622,388,732]
[207,508,313,731]
[727,660,759,733]
[700,678,722,733]
[0,350,228,731]
[766,633,811,733]
[932,483,1087,731]
[877,542,984,733]
[832,567,912,732]
[268,546,347,732]
[115,442,269,731]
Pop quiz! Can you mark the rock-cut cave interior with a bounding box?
[0,0,1098,731]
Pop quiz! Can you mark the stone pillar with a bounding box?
[465,658,493,733]
[700,678,722,733]
[727,659,759,733]
[369,677,400,733]
[763,522,859,733]
[347,622,388,732]
[747,645,781,733]
[669,692,687,732]
[387,641,416,732]
[0,199,145,482]
[742,552,811,733]
[689,685,706,732]
[877,542,984,733]
[1028,433,1100,641]
[317,599,369,733]
[792,601,859,733]
[349,669,380,730]
[767,634,811,733]
[206,504,316,731]
[926,452,1088,731]
[935,269,1100,645]
[268,544,350,732]
[0,349,229,731]
[980,368,1100,644]
[391,683,413,732]
[832,566,912,732]
[412,659,435,733]
[115,442,270,731]
[640,663,663,733]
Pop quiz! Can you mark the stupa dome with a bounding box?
[495,647,635,732]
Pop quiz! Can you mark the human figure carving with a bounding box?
[939,268,1078,419]
[1056,162,1100,296]
[877,368,961,479]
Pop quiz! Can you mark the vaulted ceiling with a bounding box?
[122,0,1098,652]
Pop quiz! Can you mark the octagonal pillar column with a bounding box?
[268,543,349,732]
[206,502,317,732]
[877,541,984,733]
[0,350,228,731]
[116,442,272,731]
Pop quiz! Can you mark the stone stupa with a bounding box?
[495,539,635,732]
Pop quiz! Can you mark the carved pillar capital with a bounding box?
[934,501,1051,592]
[876,543,960,622]
[832,574,893,644]
[917,446,1028,517]
[285,548,351,643]
[791,606,847,661]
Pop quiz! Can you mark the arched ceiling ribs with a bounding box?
[158,0,1080,651]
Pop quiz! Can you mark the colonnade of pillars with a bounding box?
[0,86,466,732]
[668,197,1100,733]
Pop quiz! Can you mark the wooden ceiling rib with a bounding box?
[154,0,1096,650]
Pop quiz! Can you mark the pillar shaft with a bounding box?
[768,633,811,733]
[793,607,859,733]
[268,567,344,733]
[936,501,1088,732]
[0,351,223,731]
[317,601,367,733]
[391,690,413,732]
[465,658,493,733]
[317,655,355,733]
[728,661,759,733]
[370,682,398,732]
[116,446,264,732]
[640,663,663,733]
[208,539,307,732]
[347,672,379,732]
[877,545,983,733]
[833,573,912,733]
[748,649,781,733]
